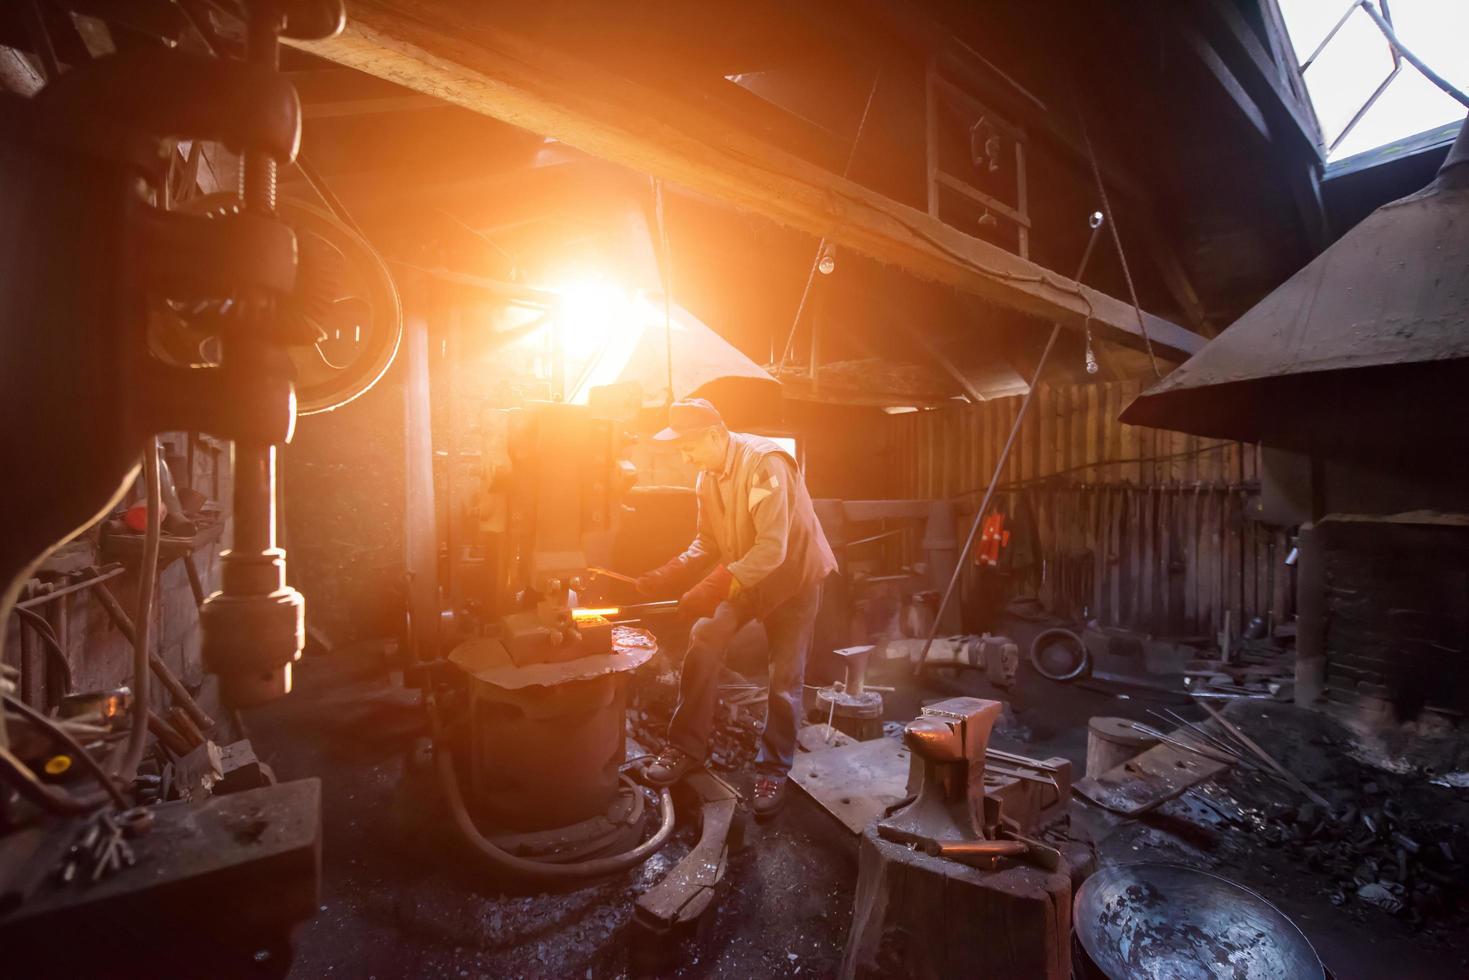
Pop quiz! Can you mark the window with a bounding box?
[1278,0,1468,160]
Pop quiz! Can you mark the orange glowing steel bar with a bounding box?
[572,607,620,618]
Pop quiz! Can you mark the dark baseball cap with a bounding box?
[652,398,724,442]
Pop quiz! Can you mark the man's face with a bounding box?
[677,427,724,471]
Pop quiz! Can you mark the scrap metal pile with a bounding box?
[1193,769,1469,928]
[1148,705,1469,935]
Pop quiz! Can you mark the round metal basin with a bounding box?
[1074,863,1325,980]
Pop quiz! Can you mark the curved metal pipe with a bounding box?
[427,694,676,880]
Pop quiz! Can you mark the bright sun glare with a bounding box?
[552,278,635,360]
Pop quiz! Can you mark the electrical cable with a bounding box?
[115,440,160,785]
[426,692,676,880]
[12,607,74,693]
[1357,1,1469,110]
[948,441,1240,498]
[651,177,675,405]
[20,0,60,83]
[1076,110,1162,379]
[913,211,1106,676]
[3,695,128,810]
[777,64,886,375]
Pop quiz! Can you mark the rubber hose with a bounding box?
[3,694,127,809]
[538,775,647,865]
[427,695,676,880]
[116,439,160,784]
[13,608,75,693]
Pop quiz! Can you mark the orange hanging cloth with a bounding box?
[974,511,1011,567]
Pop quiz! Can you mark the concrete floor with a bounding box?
[241,621,1469,979]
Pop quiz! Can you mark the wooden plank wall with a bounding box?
[887,380,1294,639]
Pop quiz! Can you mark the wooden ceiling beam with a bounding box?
[293,1,1204,360]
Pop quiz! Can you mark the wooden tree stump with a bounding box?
[841,825,1091,979]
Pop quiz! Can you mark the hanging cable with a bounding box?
[913,210,1106,676]
[13,607,74,693]
[426,692,675,880]
[777,64,886,375]
[115,440,160,785]
[1076,110,1162,379]
[651,177,675,405]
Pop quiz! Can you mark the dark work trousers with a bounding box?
[667,578,824,777]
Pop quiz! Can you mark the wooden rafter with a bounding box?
[293,2,1205,361]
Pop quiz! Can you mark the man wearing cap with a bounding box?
[636,398,836,818]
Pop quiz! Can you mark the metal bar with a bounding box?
[1328,63,1401,154]
[1195,700,1331,808]
[1128,722,1241,767]
[588,566,639,586]
[183,554,207,608]
[914,214,1106,674]
[925,59,939,217]
[839,528,907,549]
[90,581,217,733]
[15,566,126,609]
[1356,0,1469,109]
[20,0,61,83]
[1300,0,1362,73]
[933,172,1031,228]
[294,153,367,238]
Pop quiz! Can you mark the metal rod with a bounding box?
[1301,0,1363,73]
[1357,0,1469,109]
[1156,708,1258,766]
[588,566,639,586]
[90,581,216,733]
[295,153,367,238]
[914,215,1105,675]
[1128,722,1241,768]
[14,566,126,609]
[929,839,1028,858]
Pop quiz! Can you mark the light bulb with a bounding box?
[817,243,836,276]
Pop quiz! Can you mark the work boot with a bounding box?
[644,746,698,787]
[752,774,788,820]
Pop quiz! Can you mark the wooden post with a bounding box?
[403,307,440,662]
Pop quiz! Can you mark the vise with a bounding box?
[878,696,1072,870]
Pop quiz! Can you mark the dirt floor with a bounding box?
[241,617,1469,979]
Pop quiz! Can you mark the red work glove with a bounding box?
[678,565,735,621]
[636,556,694,597]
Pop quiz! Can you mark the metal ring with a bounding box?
[1028,627,1089,682]
[117,806,155,838]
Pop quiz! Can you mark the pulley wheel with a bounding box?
[153,193,402,416]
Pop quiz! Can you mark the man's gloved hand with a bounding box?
[636,557,692,597]
[678,565,735,621]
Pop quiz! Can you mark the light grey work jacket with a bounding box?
[675,432,837,617]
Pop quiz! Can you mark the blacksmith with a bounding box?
[637,398,836,818]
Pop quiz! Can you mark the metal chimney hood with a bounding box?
[1122,116,1469,463]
